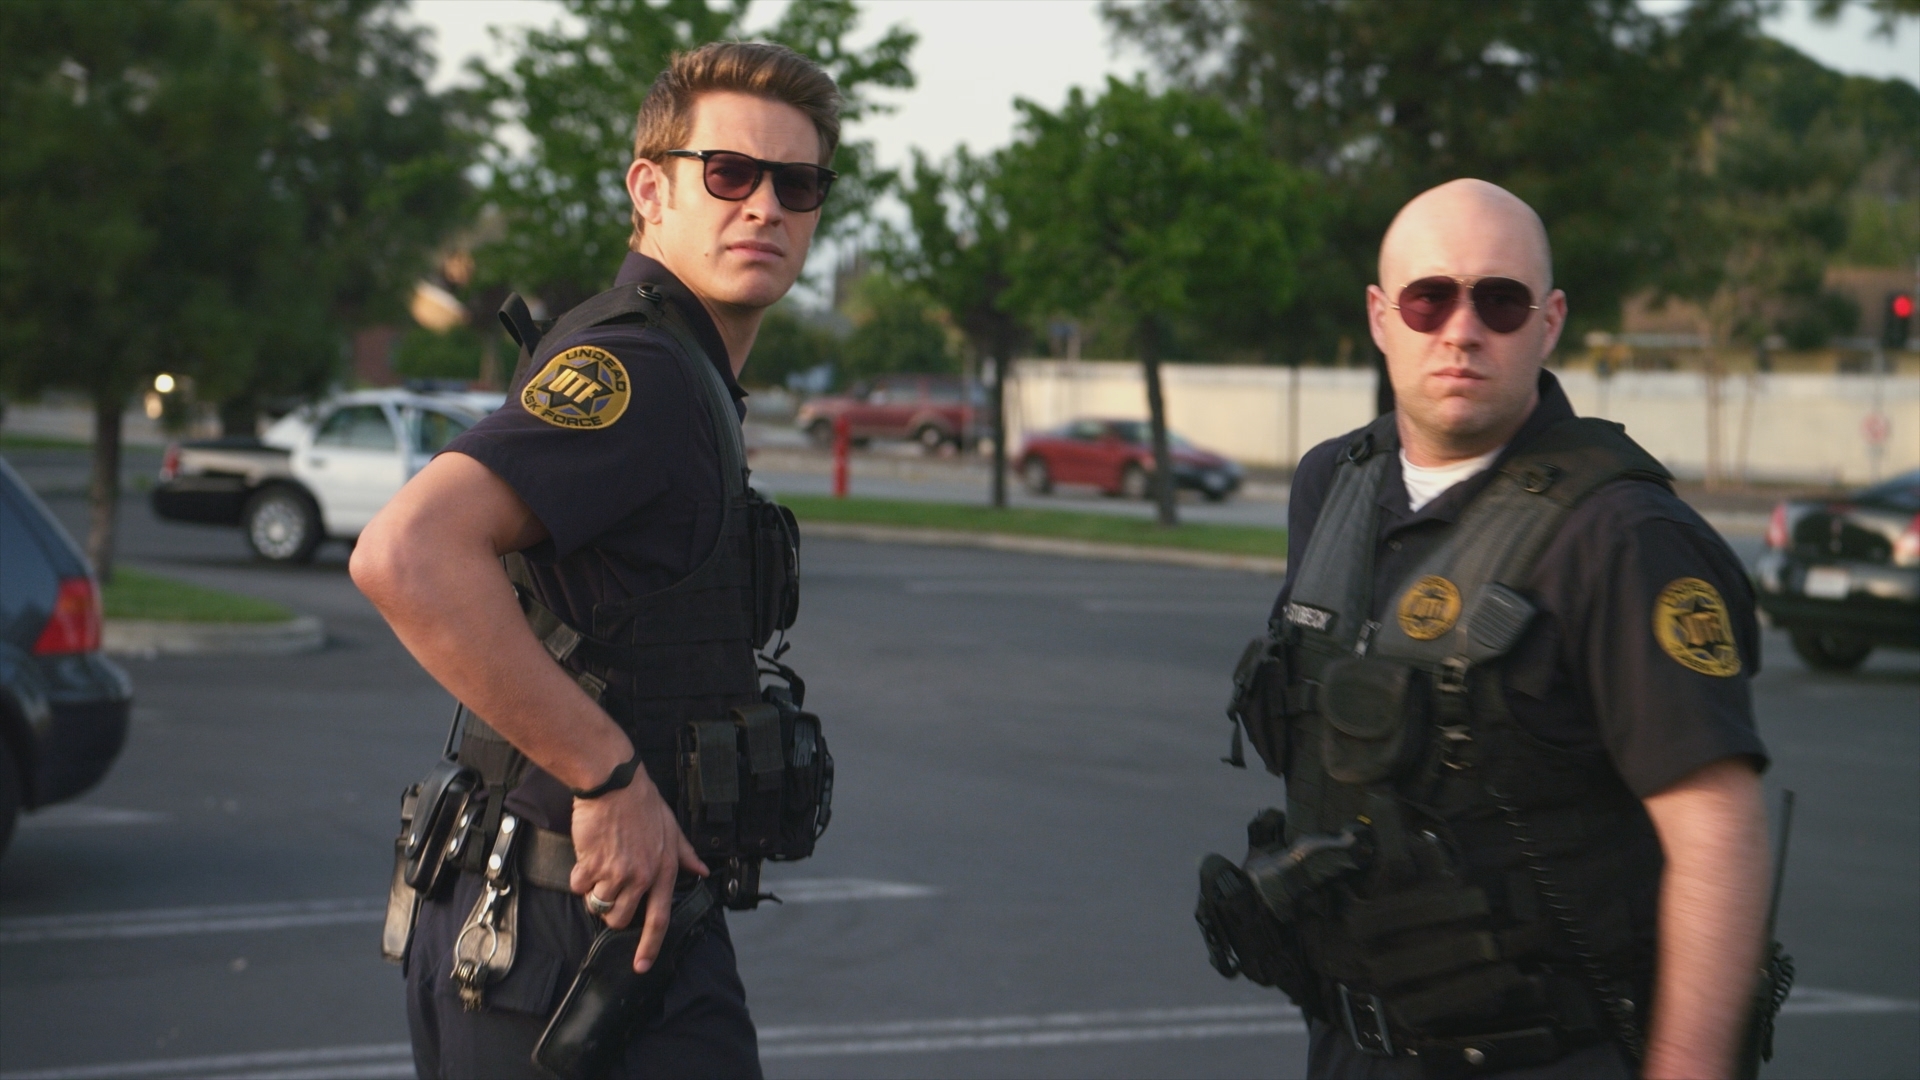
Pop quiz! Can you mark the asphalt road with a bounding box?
[0,457,1915,1079]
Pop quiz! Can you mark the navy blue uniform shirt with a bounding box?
[1273,371,1768,798]
[442,253,746,828]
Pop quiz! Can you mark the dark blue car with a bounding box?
[0,456,133,857]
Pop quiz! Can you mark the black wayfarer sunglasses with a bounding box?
[1390,275,1541,335]
[665,149,838,214]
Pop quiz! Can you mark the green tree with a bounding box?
[210,0,483,427]
[838,271,956,383]
[471,0,915,309]
[0,0,292,577]
[1812,0,1920,38]
[998,79,1317,525]
[890,147,1028,505]
[0,0,477,576]
[1660,39,1920,348]
[740,300,836,390]
[1104,0,1765,355]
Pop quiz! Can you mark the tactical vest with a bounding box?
[1230,414,1674,1064]
[455,283,824,908]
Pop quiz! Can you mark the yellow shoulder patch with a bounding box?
[522,346,631,429]
[1397,575,1462,640]
[1653,577,1742,677]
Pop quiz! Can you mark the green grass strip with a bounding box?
[103,567,294,623]
[1,433,92,451]
[777,494,1287,558]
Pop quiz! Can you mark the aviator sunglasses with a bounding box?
[1390,275,1540,335]
[666,149,838,213]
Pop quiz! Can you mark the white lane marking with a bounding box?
[5,989,1916,1079]
[0,880,935,945]
[19,806,171,829]
[0,899,385,945]
[0,1044,413,1080]
[767,878,939,903]
[1780,986,1920,1015]
[1081,599,1260,616]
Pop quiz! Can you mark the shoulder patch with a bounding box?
[1653,577,1741,677]
[522,345,631,429]
[1397,575,1462,640]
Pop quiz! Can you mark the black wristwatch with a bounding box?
[570,747,643,800]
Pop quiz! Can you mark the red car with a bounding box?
[795,375,978,453]
[1018,418,1243,502]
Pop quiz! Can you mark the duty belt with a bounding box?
[1333,979,1610,1076]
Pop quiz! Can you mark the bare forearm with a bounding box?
[1642,758,1770,1079]
[351,465,631,791]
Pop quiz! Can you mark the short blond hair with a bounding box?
[629,42,841,248]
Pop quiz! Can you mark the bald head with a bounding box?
[1377,179,1552,294]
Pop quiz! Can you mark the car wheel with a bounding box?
[1202,488,1230,503]
[0,736,20,863]
[1788,628,1873,671]
[1021,457,1053,495]
[806,419,834,448]
[244,486,322,564]
[1121,463,1151,501]
[915,424,950,454]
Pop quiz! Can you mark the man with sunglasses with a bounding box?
[1212,180,1770,1078]
[354,42,840,1079]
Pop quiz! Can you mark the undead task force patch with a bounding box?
[1653,577,1742,677]
[523,346,631,429]
[1397,575,1463,640]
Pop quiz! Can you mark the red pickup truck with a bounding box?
[794,375,978,453]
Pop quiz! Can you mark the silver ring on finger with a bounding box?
[585,893,615,917]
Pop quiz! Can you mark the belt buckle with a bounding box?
[1337,983,1397,1057]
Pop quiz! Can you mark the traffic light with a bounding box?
[1885,291,1915,349]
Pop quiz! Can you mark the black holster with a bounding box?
[531,880,717,1080]
[1195,809,1356,1017]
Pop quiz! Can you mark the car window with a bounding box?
[1111,421,1193,449]
[413,410,471,455]
[0,471,60,646]
[1856,470,1920,511]
[1068,421,1104,441]
[314,405,396,450]
[926,381,963,403]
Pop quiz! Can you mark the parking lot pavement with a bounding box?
[0,470,1913,1079]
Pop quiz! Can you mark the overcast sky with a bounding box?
[408,0,1917,175]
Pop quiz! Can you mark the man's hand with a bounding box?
[568,776,709,972]
[1641,757,1770,1079]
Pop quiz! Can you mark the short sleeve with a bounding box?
[1561,487,1769,797]
[442,323,705,559]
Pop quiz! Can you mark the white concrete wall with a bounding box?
[1006,360,1920,485]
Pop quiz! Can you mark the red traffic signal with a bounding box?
[1886,292,1915,348]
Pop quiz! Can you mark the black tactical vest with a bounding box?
[453,284,819,906]
[1244,414,1675,1056]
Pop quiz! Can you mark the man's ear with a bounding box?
[1537,288,1568,361]
[1365,284,1393,356]
[627,157,670,228]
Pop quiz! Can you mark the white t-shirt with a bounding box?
[1401,445,1505,512]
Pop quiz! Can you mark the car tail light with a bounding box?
[1765,502,1788,550]
[159,442,180,482]
[33,577,103,655]
[1895,513,1920,568]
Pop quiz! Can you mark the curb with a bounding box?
[103,615,326,658]
[801,522,1288,575]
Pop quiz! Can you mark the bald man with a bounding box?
[1202,180,1773,1078]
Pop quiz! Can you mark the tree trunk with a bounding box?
[87,391,124,583]
[1140,320,1178,527]
[989,350,1008,509]
[219,391,259,438]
